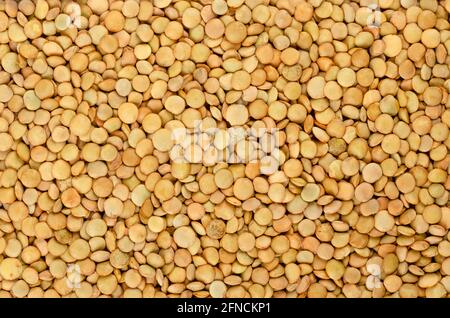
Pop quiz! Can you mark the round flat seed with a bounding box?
[0,258,23,280]
[0,133,13,152]
[238,232,255,252]
[307,76,325,99]
[152,128,174,152]
[225,21,247,44]
[301,183,320,202]
[55,14,71,31]
[105,11,125,32]
[300,140,317,159]
[0,85,13,102]
[233,178,254,201]
[173,226,196,248]
[214,169,234,189]
[164,95,186,115]
[225,104,249,126]
[337,68,356,87]
[355,183,374,202]
[148,216,165,233]
[395,173,416,193]
[284,82,302,100]
[86,219,107,237]
[324,81,343,100]
[381,134,400,154]
[375,211,395,232]
[231,70,251,91]
[154,0,172,8]
[423,205,442,224]
[99,34,118,54]
[69,239,90,260]
[142,114,162,134]
[206,219,226,239]
[383,35,402,57]
[210,281,227,298]
[104,197,123,217]
[123,0,140,17]
[362,163,382,183]
[154,179,175,201]
[2,52,20,73]
[61,188,81,208]
[205,19,225,39]
[118,103,138,124]
[35,79,54,99]
[326,260,345,280]
[421,29,440,48]
[186,89,205,109]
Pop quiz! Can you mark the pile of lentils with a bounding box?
[0,0,449,298]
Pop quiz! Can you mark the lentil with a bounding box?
[0,0,448,300]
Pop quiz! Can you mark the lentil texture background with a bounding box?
[0,0,449,299]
